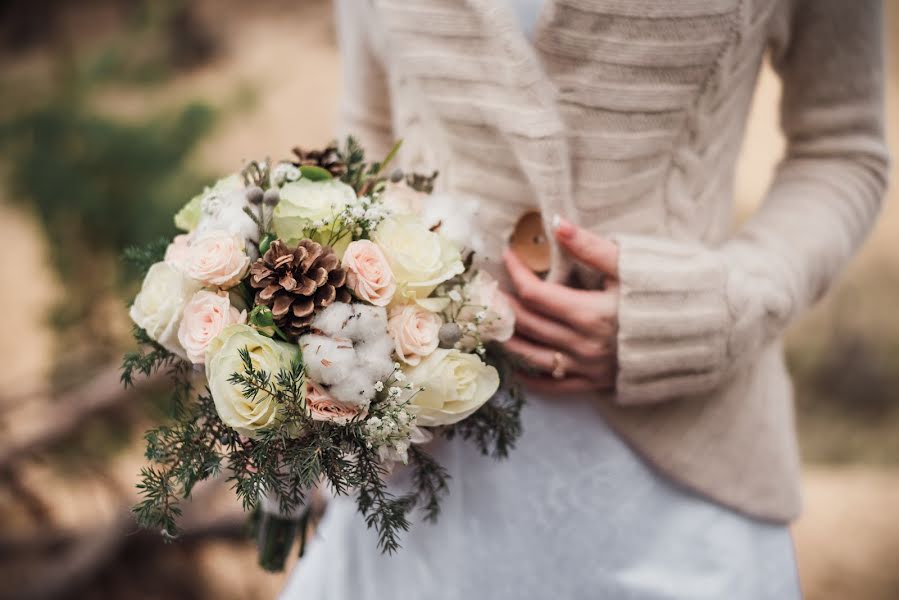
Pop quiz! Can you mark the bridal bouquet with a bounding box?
[121,139,523,570]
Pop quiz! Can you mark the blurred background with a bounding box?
[0,1,896,598]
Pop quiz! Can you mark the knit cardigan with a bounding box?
[333,0,889,523]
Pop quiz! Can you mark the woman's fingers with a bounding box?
[504,250,611,330]
[553,216,619,278]
[506,294,584,351]
[503,335,612,380]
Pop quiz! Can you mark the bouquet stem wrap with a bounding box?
[256,489,311,572]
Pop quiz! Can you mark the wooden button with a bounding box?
[509,210,550,274]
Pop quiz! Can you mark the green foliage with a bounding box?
[129,336,467,562]
[123,237,170,279]
[121,326,181,388]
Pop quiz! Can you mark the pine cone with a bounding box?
[291,144,347,178]
[249,240,350,338]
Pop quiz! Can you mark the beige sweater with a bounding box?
[333,0,889,522]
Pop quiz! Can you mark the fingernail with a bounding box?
[550,213,561,230]
[552,215,575,240]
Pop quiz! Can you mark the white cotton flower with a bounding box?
[420,193,485,255]
[299,303,395,407]
[195,187,259,243]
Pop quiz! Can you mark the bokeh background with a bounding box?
[0,1,896,598]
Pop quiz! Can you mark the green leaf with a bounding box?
[299,165,333,181]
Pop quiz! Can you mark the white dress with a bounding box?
[280,3,801,598]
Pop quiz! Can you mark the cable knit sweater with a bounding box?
[333,0,889,522]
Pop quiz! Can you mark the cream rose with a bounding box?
[343,240,397,306]
[129,262,202,359]
[177,291,247,364]
[205,324,299,437]
[305,380,366,425]
[272,178,356,241]
[388,304,442,365]
[183,230,250,289]
[373,215,464,298]
[405,349,499,426]
[459,271,515,343]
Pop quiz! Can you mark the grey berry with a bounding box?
[263,188,280,207]
[389,168,404,183]
[246,185,264,205]
[438,323,463,348]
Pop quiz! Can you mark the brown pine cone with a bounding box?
[249,239,351,338]
[291,144,347,178]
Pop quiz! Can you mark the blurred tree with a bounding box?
[0,0,219,369]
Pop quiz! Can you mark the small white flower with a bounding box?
[393,371,406,382]
[388,386,402,398]
[466,322,478,333]
[351,206,366,219]
[374,380,385,392]
[476,344,486,356]
[271,162,301,186]
[475,311,487,323]
[394,362,401,370]
[448,289,463,303]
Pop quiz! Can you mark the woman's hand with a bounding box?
[502,217,620,394]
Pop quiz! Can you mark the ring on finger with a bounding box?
[551,351,567,380]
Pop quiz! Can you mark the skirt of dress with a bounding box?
[280,390,801,600]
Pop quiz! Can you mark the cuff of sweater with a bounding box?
[611,234,732,404]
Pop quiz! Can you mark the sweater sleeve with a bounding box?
[333,0,394,157]
[613,0,890,404]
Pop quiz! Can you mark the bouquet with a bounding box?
[121,139,523,570]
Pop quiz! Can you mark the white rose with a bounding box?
[129,262,202,359]
[405,349,499,426]
[183,230,251,289]
[205,324,299,437]
[273,178,356,242]
[459,271,515,343]
[388,304,442,365]
[373,215,464,299]
[177,290,247,364]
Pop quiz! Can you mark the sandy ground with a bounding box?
[1,2,897,598]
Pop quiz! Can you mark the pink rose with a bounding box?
[184,230,250,289]
[388,304,442,365]
[177,290,246,364]
[305,380,366,425]
[343,240,397,306]
[460,271,515,343]
[164,234,191,271]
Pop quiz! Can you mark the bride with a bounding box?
[282,1,888,598]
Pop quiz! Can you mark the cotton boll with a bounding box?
[196,188,259,243]
[300,334,356,386]
[330,369,377,407]
[420,193,484,255]
[356,336,395,383]
[310,303,355,338]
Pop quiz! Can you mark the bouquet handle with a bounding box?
[256,490,312,572]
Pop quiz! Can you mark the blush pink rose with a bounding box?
[177,290,246,364]
[343,240,397,306]
[183,230,250,289]
[305,380,366,425]
[387,304,442,366]
[164,234,191,271]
